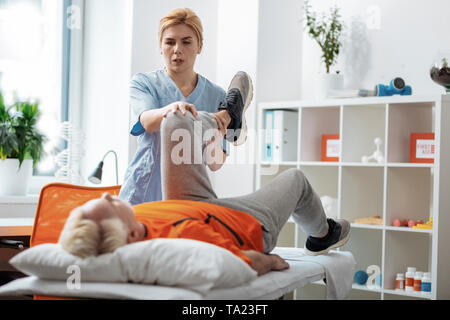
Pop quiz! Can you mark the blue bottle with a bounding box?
[421,272,432,294]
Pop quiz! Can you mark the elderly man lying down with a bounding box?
[59,72,351,276]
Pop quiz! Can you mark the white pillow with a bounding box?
[9,238,257,294]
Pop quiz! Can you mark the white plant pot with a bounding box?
[315,73,344,100]
[0,158,33,196]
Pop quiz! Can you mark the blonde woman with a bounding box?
[119,8,249,205]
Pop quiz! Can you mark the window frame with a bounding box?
[29,0,85,194]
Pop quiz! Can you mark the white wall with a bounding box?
[256,0,303,103]
[301,0,450,99]
[211,0,303,196]
[80,0,133,186]
[209,0,259,196]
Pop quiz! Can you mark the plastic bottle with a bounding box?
[395,273,405,290]
[421,272,431,294]
[414,271,423,292]
[405,267,416,292]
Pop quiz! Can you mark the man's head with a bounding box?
[58,193,146,258]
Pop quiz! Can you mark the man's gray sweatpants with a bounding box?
[160,111,328,253]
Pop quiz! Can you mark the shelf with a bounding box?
[340,162,384,167]
[259,161,434,168]
[350,224,432,234]
[299,161,339,167]
[387,162,434,168]
[258,94,442,110]
[384,226,432,234]
[0,218,34,236]
[258,95,450,299]
[312,280,382,293]
[315,280,432,299]
[351,223,383,231]
[311,280,380,292]
[0,195,39,204]
[260,161,298,166]
[352,283,382,293]
[353,285,432,299]
[314,281,385,295]
[383,289,432,300]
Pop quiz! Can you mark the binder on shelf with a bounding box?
[263,110,274,161]
[263,109,298,162]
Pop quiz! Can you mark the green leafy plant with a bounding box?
[0,91,46,168]
[303,0,344,73]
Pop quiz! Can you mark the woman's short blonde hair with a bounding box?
[58,208,128,258]
[158,8,204,49]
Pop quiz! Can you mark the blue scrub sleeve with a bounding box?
[222,139,230,156]
[129,74,160,136]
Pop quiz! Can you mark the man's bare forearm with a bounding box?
[242,250,289,276]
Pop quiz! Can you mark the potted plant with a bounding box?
[0,91,46,195]
[303,0,344,99]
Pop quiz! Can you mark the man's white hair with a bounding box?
[58,208,128,258]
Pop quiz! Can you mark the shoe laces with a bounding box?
[224,88,243,120]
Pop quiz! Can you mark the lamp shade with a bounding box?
[87,150,119,185]
[88,161,104,184]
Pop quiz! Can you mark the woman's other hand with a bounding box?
[213,110,231,137]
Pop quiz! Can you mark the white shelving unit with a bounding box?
[256,94,450,300]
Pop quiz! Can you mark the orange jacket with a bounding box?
[133,200,264,265]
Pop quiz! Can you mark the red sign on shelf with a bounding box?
[321,134,340,162]
[410,132,435,163]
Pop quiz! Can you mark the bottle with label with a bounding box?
[395,273,405,290]
[405,267,416,292]
[421,272,431,294]
[414,271,423,292]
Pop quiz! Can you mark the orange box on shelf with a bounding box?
[410,132,435,163]
[321,134,340,162]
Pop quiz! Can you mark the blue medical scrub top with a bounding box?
[119,68,228,205]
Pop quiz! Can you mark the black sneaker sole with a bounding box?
[303,227,351,256]
[233,72,253,146]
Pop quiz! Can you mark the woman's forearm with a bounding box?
[139,108,165,134]
[140,102,199,134]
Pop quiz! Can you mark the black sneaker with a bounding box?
[218,71,253,146]
[304,218,351,256]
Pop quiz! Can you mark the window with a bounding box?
[0,0,69,177]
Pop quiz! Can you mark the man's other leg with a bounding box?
[207,168,329,252]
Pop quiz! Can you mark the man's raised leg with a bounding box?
[160,71,254,201]
[160,110,220,201]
